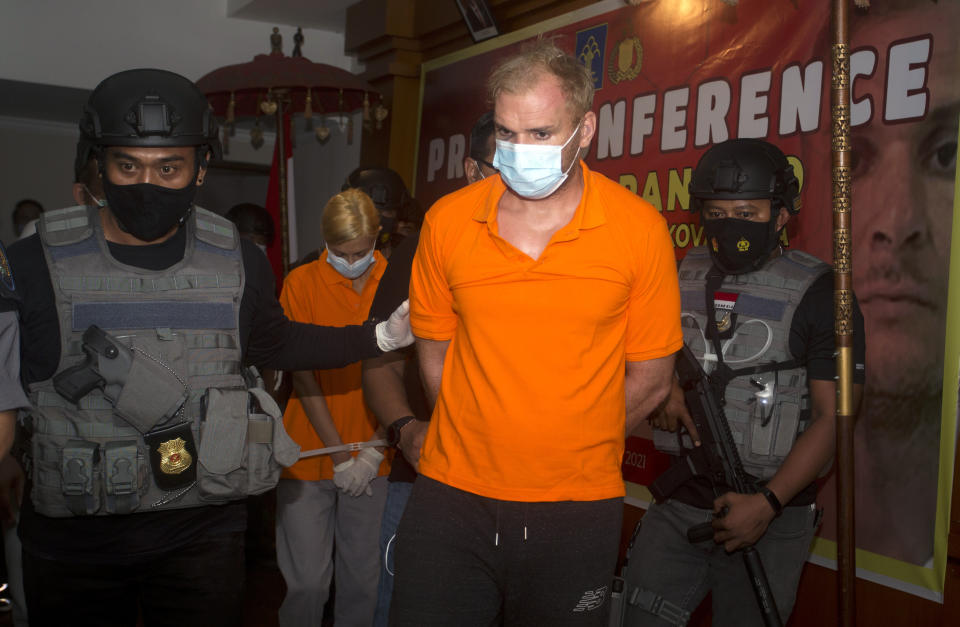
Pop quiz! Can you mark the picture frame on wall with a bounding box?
[455,0,499,43]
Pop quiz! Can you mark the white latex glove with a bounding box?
[375,299,414,352]
[332,458,358,494]
[332,447,383,497]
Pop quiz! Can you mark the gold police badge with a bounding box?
[608,36,643,85]
[158,437,193,475]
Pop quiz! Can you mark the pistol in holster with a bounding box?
[53,325,133,405]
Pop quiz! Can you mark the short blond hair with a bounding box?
[321,188,380,245]
[486,38,594,123]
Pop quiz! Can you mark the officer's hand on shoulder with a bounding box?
[375,299,414,352]
[711,491,775,552]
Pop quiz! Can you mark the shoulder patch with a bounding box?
[193,207,238,251]
[0,239,14,293]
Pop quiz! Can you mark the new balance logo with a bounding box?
[573,585,607,612]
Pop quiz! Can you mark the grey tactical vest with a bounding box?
[653,246,830,480]
[26,205,298,517]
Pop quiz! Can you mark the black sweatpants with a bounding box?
[389,476,622,626]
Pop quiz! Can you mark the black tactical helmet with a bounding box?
[341,167,412,215]
[689,138,799,215]
[76,69,221,178]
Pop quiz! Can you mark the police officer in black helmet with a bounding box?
[3,68,412,627]
[342,166,417,253]
[621,139,865,626]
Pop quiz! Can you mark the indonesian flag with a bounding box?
[264,112,297,290]
[713,291,739,314]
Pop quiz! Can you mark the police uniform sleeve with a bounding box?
[789,272,866,383]
[368,232,418,322]
[239,239,382,371]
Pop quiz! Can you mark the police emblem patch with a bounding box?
[0,240,14,293]
[158,437,193,474]
[736,237,750,252]
[608,36,643,85]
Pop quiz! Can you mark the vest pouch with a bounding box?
[246,387,300,495]
[197,388,247,501]
[102,441,142,514]
[111,342,188,433]
[61,440,100,515]
[746,401,800,461]
[741,394,803,481]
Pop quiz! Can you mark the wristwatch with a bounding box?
[758,486,783,517]
[386,416,416,448]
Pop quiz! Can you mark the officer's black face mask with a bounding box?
[703,216,779,275]
[102,177,197,242]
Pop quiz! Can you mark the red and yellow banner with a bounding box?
[415,0,959,601]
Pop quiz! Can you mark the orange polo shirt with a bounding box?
[280,250,390,481]
[410,163,682,501]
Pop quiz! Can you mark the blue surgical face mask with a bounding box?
[492,122,582,199]
[326,245,376,279]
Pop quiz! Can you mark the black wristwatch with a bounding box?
[758,486,783,517]
[386,416,416,448]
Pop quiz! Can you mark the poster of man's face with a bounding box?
[812,0,959,567]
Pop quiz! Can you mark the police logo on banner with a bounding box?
[608,35,643,85]
[576,24,607,90]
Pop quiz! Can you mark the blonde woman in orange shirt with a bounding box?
[275,189,391,627]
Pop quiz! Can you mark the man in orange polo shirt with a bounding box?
[392,40,683,625]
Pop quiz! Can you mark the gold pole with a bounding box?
[276,96,289,274]
[831,2,856,625]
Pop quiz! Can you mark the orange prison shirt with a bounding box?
[280,250,390,481]
[410,162,682,502]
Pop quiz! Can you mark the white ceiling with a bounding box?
[227,0,358,34]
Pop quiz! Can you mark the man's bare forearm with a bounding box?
[624,353,677,435]
[415,337,449,409]
[0,411,14,460]
[765,380,863,505]
[362,351,414,429]
[292,370,350,465]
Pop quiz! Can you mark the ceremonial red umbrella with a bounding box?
[196,29,386,274]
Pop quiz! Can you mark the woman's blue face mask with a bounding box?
[325,244,376,279]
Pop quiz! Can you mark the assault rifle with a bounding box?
[650,344,783,627]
